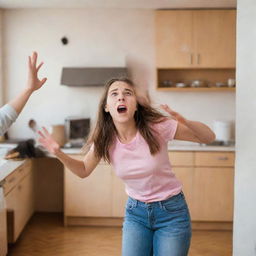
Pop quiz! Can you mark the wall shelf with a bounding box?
[157,87,235,92]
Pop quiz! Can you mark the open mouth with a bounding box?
[117,105,127,114]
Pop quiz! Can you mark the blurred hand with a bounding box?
[38,127,60,154]
[27,52,47,92]
[160,104,187,125]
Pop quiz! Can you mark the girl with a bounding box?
[38,78,215,256]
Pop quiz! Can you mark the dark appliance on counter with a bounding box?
[64,117,90,148]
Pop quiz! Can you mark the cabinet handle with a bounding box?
[218,157,228,161]
[190,54,193,64]
[197,54,200,64]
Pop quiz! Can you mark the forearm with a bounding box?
[8,88,33,114]
[54,149,87,178]
[184,120,216,144]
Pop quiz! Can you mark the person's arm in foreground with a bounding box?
[0,52,46,136]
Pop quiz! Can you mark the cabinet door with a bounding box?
[155,10,193,68]
[5,172,34,243]
[193,10,236,68]
[172,167,194,216]
[192,167,234,221]
[64,157,112,217]
[0,207,7,256]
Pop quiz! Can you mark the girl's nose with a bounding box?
[118,96,125,101]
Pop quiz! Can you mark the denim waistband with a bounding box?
[128,191,184,208]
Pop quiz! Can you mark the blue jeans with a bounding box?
[122,192,192,256]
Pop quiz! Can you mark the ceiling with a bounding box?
[0,0,236,9]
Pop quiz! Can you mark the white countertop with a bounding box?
[61,141,235,154]
[0,140,235,182]
[0,159,25,182]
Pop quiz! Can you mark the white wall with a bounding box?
[3,9,235,139]
[233,1,256,255]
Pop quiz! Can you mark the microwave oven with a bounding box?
[64,117,90,148]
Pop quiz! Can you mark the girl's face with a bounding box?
[105,81,137,124]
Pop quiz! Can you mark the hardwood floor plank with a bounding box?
[8,213,232,256]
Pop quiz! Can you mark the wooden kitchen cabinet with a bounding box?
[5,161,34,243]
[64,155,128,224]
[193,10,236,68]
[193,167,234,221]
[64,156,112,218]
[169,151,235,223]
[156,10,236,68]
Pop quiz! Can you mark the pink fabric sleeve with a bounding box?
[153,118,178,142]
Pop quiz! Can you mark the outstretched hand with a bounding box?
[27,52,47,92]
[160,104,187,125]
[38,127,60,155]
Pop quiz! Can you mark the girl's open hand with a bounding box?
[27,52,47,92]
[38,127,60,154]
[160,104,187,125]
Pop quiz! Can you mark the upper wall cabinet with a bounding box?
[155,10,236,68]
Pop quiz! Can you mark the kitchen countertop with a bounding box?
[0,141,235,182]
[61,141,235,154]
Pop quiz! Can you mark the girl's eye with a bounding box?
[125,92,132,96]
[111,92,118,96]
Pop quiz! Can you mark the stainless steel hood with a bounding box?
[60,67,128,86]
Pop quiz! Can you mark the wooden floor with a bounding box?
[8,213,232,256]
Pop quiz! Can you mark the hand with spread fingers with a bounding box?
[38,127,60,155]
[160,104,187,125]
[27,51,47,92]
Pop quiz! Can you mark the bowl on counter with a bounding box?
[190,80,206,87]
[175,82,188,88]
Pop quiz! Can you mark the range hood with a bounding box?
[60,67,128,86]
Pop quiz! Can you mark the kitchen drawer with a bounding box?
[168,152,194,166]
[3,160,32,196]
[16,160,32,181]
[195,152,235,167]
[3,170,20,196]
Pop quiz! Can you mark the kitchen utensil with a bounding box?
[215,82,226,87]
[190,80,205,87]
[175,82,187,88]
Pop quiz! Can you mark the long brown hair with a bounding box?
[84,78,168,162]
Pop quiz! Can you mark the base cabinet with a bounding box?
[169,151,235,222]
[64,151,234,228]
[64,155,128,223]
[4,161,34,243]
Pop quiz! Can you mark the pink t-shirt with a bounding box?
[109,118,182,203]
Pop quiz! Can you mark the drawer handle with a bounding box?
[218,157,229,161]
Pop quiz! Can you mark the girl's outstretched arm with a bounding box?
[161,104,216,144]
[38,127,100,178]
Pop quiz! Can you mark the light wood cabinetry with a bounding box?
[156,10,236,68]
[4,160,34,243]
[155,10,236,91]
[0,206,7,256]
[169,151,235,222]
[65,151,234,228]
[64,155,127,225]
